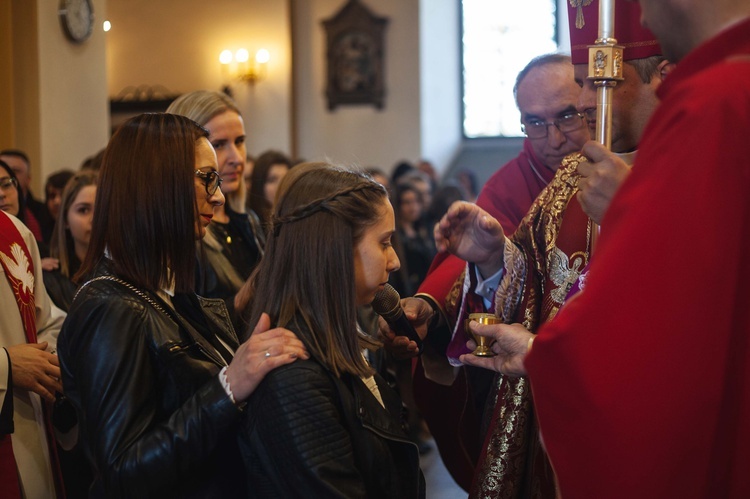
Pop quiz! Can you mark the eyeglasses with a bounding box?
[521,112,586,139]
[195,170,222,196]
[583,108,597,121]
[0,177,18,192]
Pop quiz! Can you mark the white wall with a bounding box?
[419,0,461,175]
[292,0,423,172]
[38,0,110,175]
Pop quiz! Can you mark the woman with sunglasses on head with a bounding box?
[58,113,308,498]
[238,162,425,498]
[166,91,265,318]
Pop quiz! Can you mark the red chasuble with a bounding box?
[526,18,750,498]
[412,140,559,491]
[459,155,592,498]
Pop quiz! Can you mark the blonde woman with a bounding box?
[167,91,265,309]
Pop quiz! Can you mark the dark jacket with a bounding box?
[43,268,77,312]
[239,355,425,498]
[196,207,265,329]
[43,253,82,312]
[58,262,246,498]
[197,207,264,302]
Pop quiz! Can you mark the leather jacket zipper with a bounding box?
[195,342,227,367]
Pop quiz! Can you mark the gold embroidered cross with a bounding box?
[569,0,594,29]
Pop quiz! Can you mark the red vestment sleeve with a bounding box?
[417,139,555,309]
[526,23,750,498]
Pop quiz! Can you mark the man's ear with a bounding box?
[657,59,676,81]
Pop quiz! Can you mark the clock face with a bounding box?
[60,0,94,43]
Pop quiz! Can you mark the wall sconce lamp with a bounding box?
[220,48,270,89]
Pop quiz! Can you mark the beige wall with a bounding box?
[107,0,452,173]
[0,1,14,147]
[107,0,293,157]
[38,0,109,178]
[3,0,463,191]
[1,0,109,193]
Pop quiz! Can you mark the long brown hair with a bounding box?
[50,170,98,278]
[76,113,209,292]
[246,162,388,377]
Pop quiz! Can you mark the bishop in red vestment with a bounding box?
[420,2,665,495]
[526,10,750,498]
[411,59,589,490]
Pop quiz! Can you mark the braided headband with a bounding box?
[271,183,377,236]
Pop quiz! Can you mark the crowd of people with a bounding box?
[1,0,749,497]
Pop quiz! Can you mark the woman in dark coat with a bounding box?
[58,113,307,498]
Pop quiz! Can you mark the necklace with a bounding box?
[212,222,233,245]
[527,157,550,187]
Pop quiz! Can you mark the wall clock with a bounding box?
[59,0,94,44]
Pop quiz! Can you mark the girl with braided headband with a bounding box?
[238,162,425,498]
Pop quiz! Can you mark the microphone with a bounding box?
[372,283,423,351]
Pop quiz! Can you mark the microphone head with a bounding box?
[371,283,400,318]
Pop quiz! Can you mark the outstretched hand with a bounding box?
[226,313,309,402]
[379,297,433,359]
[434,201,506,277]
[459,321,533,377]
[6,341,62,403]
[577,141,631,224]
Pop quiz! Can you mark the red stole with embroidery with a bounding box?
[0,214,37,343]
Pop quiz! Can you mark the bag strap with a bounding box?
[75,275,171,317]
[74,275,228,367]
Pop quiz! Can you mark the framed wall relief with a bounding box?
[109,85,181,132]
[322,0,389,111]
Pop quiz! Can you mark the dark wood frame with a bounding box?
[109,85,181,132]
[322,0,389,111]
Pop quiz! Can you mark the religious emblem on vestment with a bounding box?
[548,246,587,304]
[569,0,594,29]
[0,242,36,332]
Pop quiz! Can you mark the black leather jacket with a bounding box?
[239,355,425,498]
[59,263,246,498]
[43,254,82,312]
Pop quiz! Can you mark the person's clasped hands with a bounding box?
[6,341,62,403]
